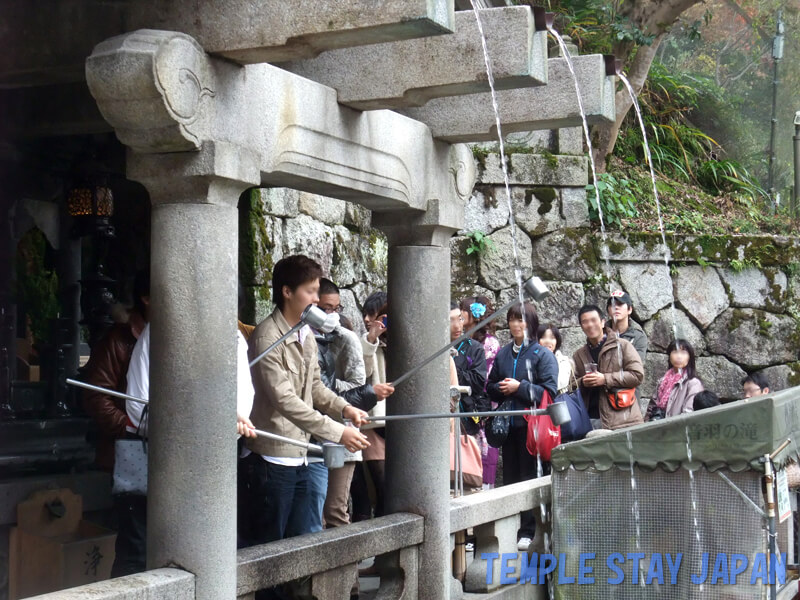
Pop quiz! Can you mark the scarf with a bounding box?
[656,368,684,410]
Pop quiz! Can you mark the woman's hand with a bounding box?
[366,314,387,344]
[373,383,395,400]
[237,414,256,438]
[499,378,520,395]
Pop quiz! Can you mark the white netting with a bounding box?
[553,466,787,599]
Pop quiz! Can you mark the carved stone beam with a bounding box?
[279,7,547,110]
[86,30,475,217]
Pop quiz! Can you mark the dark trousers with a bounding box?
[240,454,313,545]
[502,426,550,539]
[350,459,386,521]
[111,494,147,577]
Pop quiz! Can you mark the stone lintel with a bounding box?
[124,0,455,64]
[401,54,616,142]
[87,29,474,225]
[280,7,547,110]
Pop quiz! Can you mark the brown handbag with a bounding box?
[607,388,636,410]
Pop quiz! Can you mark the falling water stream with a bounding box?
[618,73,680,341]
[685,427,705,594]
[468,4,552,593]
[625,431,646,588]
[547,27,613,285]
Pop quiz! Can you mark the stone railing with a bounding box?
[24,479,553,600]
[236,512,424,599]
[451,477,552,599]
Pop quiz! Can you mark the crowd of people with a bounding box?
[81,254,778,596]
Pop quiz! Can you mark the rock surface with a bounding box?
[674,266,729,329]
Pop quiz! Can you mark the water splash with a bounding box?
[685,426,705,594]
[618,73,680,342]
[547,26,613,287]
[625,431,646,587]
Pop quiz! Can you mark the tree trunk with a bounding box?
[591,0,705,172]
[592,34,665,172]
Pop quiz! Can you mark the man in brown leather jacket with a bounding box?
[81,270,149,577]
[82,271,149,471]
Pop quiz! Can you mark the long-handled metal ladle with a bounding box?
[355,398,572,430]
[248,304,329,367]
[66,378,347,468]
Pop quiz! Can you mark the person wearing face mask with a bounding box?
[645,339,704,421]
[537,323,575,395]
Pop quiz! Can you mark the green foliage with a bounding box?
[585,172,640,227]
[15,229,60,347]
[464,230,495,257]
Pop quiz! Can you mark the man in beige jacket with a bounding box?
[244,255,369,546]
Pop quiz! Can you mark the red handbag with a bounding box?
[524,390,561,461]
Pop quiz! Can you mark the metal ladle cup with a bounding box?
[546,400,571,426]
[523,276,549,302]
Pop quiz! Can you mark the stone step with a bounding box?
[400,55,616,142]
[279,7,547,110]
[125,0,455,64]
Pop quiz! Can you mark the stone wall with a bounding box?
[240,147,800,402]
[450,151,800,402]
[239,188,387,338]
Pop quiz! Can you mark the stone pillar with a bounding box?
[384,242,452,598]
[131,149,257,600]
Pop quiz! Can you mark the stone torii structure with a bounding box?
[82,3,615,598]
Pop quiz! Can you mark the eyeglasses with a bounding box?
[320,305,342,314]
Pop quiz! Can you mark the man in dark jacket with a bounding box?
[450,302,488,434]
[607,290,648,362]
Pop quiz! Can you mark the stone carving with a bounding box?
[449,144,477,203]
[272,124,412,205]
[86,30,215,152]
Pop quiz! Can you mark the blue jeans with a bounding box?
[247,460,313,544]
[307,461,328,533]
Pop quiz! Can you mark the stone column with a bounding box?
[130,148,257,600]
[384,240,452,598]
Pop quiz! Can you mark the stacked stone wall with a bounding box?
[239,187,387,339]
[451,153,800,402]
